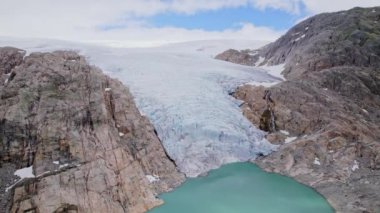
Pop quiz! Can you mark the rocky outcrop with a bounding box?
[215,49,259,66]
[234,66,380,212]
[0,47,185,213]
[224,6,380,213]
[0,47,25,75]
[259,6,380,80]
[216,7,380,80]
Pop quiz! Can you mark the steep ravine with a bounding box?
[0,47,185,213]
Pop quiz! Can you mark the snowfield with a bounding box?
[0,38,280,177]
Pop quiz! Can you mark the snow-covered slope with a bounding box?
[158,40,269,57]
[0,38,278,177]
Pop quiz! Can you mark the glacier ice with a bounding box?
[0,38,279,177]
[14,166,35,179]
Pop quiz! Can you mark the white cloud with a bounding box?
[251,0,379,14]
[301,0,379,14]
[84,23,284,47]
[251,0,302,14]
[0,0,378,47]
[0,0,283,46]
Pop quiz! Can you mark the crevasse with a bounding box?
[0,39,280,177]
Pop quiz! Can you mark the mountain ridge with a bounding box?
[216,6,380,80]
[217,6,380,213]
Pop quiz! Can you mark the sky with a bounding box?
[0,0,378,47]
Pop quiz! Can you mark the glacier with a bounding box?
[0,38,280,177]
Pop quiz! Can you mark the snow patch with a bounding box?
[323,88,328,91]
[293,34,306,42]
[362,109,368,114]
[119,132,125,137]
[285,136,297,144]
[280,130,290,136]
[258,63,286,80]
[4,72,12,84]
[14,166,35,178]
[314,157,321,166]
[59,163,69,169]
[292,32,301,36]
[246,81,278,88]
[146,174,160,183]
[105,87,112,92]
[372,9,376,13]
[247,50,258,56]
[158,40,270,57]
[37,171,51,177]
[7,166,35,192]
[255,56,265,66]
[53,161,60,165]
[352,160,359,171]
[5,180,22,192]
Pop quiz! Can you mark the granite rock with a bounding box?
[234,66,380,212]
[0,48,185,213]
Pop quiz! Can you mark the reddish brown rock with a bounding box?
[0,48,185,213]
[215,49,259,66]
[234,66,380,213]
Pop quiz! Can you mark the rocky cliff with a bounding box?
[234,67,380,212]
[216,6,380,80]
[217,6,380,213]
[260,6,380,80]
[0,47,184,213]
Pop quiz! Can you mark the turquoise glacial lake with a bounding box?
[150,163,334,213]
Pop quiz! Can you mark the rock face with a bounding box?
[214,49,259,66]
[238,70,380,212]
[260,6,380,80]
[216,7,380,80]
[0,47,184,213]
[235,66,380,212]
[228,7,380,213]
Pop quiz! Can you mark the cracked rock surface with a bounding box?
[216,7,380,80]
[234,67,380,212]
[216,6,380,213]
[0,47,184,213]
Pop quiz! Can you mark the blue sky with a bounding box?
[0,0,378,47]
[148,5,308,31]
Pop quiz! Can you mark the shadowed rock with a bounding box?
[216,7,380,81]
[228,6,380,213]
[234,67,380,212]
[260,7,380,80]
[0,48,185,213]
